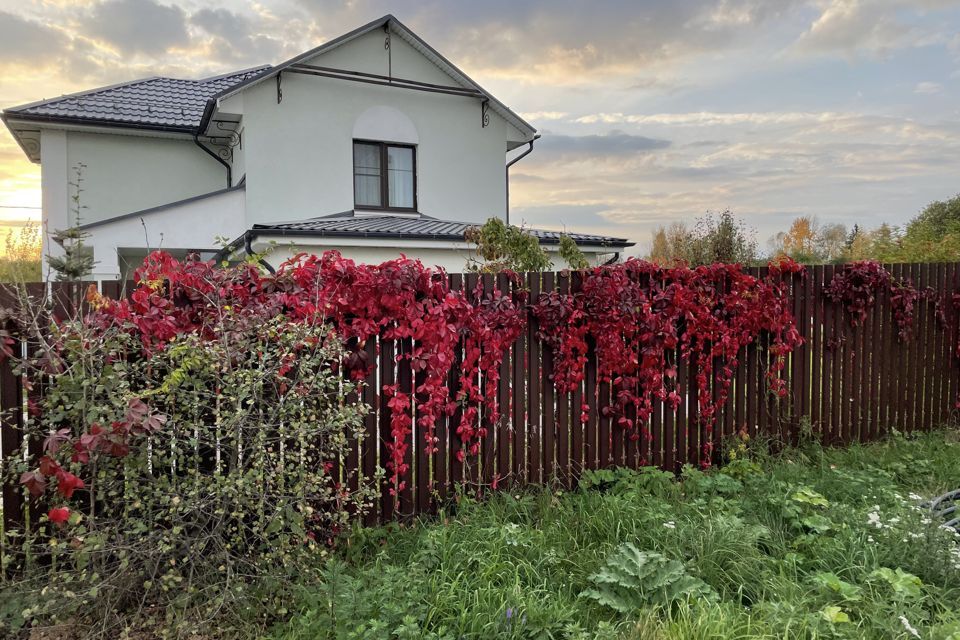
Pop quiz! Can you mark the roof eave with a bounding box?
[0,111,197,136]
[1,113,41,163]
[247,225,632,248]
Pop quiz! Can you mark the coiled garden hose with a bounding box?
[925,489,960,531]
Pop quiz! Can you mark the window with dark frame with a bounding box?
[353,141,416,211]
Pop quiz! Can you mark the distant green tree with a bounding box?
[648,222,690,265]
[845,224,860,252]
[897,195,960,262]
[0,224,41,283]
[649,212,756,266]
[683,210,758,266]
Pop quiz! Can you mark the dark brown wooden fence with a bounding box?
[2,264,958,532]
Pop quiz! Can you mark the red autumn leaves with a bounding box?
[20,396,167,520]
[21,250,815,501]
[533,257,806,462]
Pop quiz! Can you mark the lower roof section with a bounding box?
[251,211,633,248]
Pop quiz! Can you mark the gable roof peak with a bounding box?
[200,14,536,140]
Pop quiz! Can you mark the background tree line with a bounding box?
[648,193,960,266]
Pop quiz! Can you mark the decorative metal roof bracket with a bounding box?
[286,63,483,99]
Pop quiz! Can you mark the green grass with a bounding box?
[272,430,960,640]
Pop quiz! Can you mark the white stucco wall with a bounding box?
[242,29,513,227]
[251,236,617,273]
[82,186,247,280]
[40,129,69,276]
[65,131,227,224]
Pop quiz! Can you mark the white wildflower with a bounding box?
[663,521,676,529]
[899,615,921,639]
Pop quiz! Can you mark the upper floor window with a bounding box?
[353,141,416,211]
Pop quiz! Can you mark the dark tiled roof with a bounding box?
[252,213,633,247]
[4,67,269,131]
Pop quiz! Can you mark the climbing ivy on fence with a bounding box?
[532,258,806,462]
[16,251,957,503]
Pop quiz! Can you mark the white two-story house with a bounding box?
[3,15,631,279]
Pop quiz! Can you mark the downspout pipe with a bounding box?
[244,230,275,274]
[215,230,275,273]
[194,133,232,188]
[505,133,540,225]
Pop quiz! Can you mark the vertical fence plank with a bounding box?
[746,267,761,442]
[462,273,480,490]
[888,264,901,429]
[855,279,869,442]
[801,268,814,422]
[838,265,854,445]
[378,339,396,522]
[819,265,833,442]
[904,264,921,433]
[867,273,883,442]
[598,367,612,469]
[447,274,465,494]
[512,274,528,486]
[910,261,922,432]
[0,305,24,538]
[878,265,893,438]
[829,265,845,444]
[675,345,689,472]
[895,263,909,430]
[480,274,497,490]
[345,361,361,515]
[555,272,571,487]
[933,263,947,427]
[396,340,414,515]
[948,263,960,421]
[810,265,824,434]
[570,273,584,482]
[939,263,954,425]
[688,353,701,468]
[527,272,542,486]
[494,273,511,488]
[584,346,598,472]
[790,271,806,444]
[915,263,928,432]
[414,359,430,516]
[540,273,556,483]
[362,339,380,525]
[734,343,747,439]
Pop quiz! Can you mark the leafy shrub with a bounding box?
[1,264,377,637]
[579,467,677,499]
[582,543,716,612]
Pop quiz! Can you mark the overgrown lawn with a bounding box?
[274,430,960,640]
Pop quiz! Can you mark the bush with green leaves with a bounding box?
[1,304,377,637]
[582,543,716,612]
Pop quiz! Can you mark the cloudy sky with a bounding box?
[1,0,958,253]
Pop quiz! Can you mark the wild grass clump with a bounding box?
[275,430,960,640]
